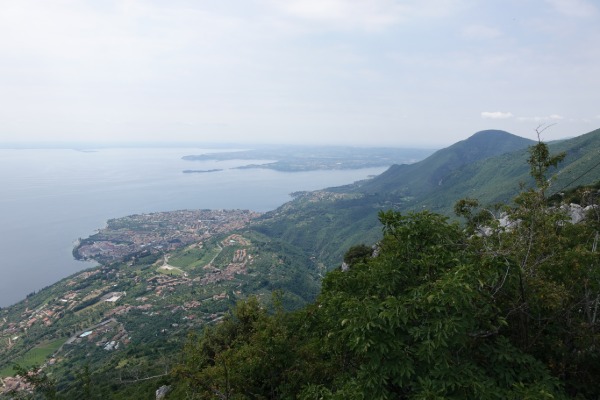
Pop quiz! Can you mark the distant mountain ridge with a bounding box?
[415,127,600,210]
[254,128,600,265]
[2,127,599,398]
[353,129,535,197]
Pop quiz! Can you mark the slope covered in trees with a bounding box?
[173,140,600,399]
[3,131,599,399]
[252,128,600,267]
[353,129,535,197]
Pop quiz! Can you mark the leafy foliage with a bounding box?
[172,139,600,399]
[5,131,600,399]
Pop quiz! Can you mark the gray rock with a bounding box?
[568,203,585,224]
[156,385,171,400]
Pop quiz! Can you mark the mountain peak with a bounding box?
[450,129,534,153]
[470,129,518,138]
[460,129,531,145]
[357,129,535,196]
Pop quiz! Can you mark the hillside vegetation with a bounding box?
[354,129,535,197]
[2,128,599,399]
[252,128,600,266]
[173,139,600,398]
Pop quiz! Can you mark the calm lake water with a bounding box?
[0,147,386,307]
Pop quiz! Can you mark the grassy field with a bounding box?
[157,265,185,276]
[0,338,67,377]
[167,247,205,268]
[169,244,223,271]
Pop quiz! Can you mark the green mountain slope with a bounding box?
[354,129,535,197]
[253,128,600,266]
[411,127,600,214]
[253,130,537,264]
[2,128,599,398]
[0,223,319,398]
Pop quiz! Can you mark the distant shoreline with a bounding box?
[182,169,223,174]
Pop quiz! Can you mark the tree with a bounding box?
[454,134,600,397]
[74,364,92,399]
[342,244,373,267]
[173,135,599,399]
[173,295,319,399]
[11,364,58,400]
[302,210,563,399]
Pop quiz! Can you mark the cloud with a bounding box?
[481,111,513,119]
[461,24,502,40]
[265,0,461,31]
[546,0,598,17]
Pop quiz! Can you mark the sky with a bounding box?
[1,0,599,147]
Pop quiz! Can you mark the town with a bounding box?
[1,209,271,394]
[74,209,261,263]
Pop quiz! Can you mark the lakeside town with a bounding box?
[0,209,267,394]
[75,209,261,263]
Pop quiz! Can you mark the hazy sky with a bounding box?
[1,0,599,146]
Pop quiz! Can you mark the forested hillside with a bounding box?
[353,129,535,197]
[2,130,599,399]
[252,128,600,266]
[173,139,600,399]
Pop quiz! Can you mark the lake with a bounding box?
[0,147,386,307]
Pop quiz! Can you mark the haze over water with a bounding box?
[0,147,386,307]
